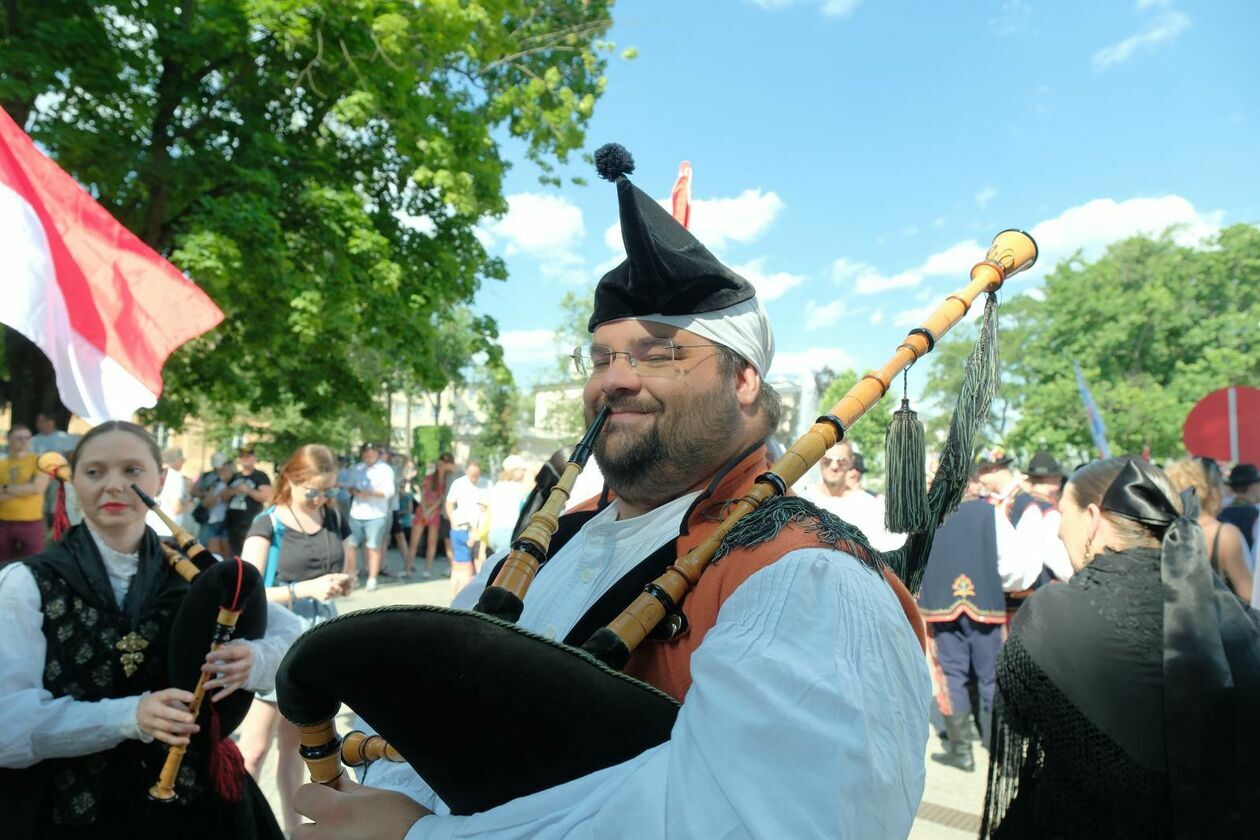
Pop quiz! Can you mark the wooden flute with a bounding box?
[132,484,219,572]
[132,483,234,801]
[148,601,245,802]
[580,228,1039,668]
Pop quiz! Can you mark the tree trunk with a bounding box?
[1,327,71,428]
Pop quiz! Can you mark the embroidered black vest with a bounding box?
[918,498,1006,623]
[16,531,202,829]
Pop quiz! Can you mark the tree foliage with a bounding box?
[0,0,618,446]
[538,285,593,438]
[924,224,1260,462]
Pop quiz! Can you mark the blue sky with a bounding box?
[473,0,1259,393]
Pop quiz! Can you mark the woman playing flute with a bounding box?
[0,421,301,838]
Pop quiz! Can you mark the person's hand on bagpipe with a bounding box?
[137,687,200,747]
[292,775,433,840]
[202,642,255,703]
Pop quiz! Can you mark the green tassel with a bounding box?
[885,397,931,534]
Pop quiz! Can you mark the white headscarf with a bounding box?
[614,297,775,376]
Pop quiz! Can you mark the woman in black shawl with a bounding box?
[981,457,1260,839]
[0,421,288,838]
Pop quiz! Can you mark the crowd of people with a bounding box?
[0,143,1256,838]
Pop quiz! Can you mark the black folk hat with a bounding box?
[588,143,756,331]
[1227,463,1260,488]
[1026,451,1065,478]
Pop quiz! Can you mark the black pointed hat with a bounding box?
[588,143,757,331]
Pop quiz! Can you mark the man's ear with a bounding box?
[735,366,760,410]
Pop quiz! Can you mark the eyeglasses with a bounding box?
[571,340,720,378]
[821,457,853,469]
[304,488,338,501]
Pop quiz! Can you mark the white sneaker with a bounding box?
[366,577,378,592]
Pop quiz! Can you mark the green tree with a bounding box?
[538,284,594,438]
[472,361,520,465]
[816,369,897,476]
[0,0,619,440]
[924,225,1260,462]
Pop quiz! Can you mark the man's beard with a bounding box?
[589,379,744,506]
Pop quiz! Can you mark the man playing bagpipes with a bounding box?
[288,144,942,839]
[284,143,1038,838]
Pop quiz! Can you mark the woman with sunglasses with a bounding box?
[232,443,353,835]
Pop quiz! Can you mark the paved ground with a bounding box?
[255,548,988,838]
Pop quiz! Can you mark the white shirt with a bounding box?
[804,487,906,552]
[487,480,525,533]
[0,527,303,768]
[362,491,931,839]
[1013,502,1074,582]
[350,461,396,521]
[447,475,490,530]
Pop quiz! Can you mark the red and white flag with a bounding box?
[0,107,223,422]
[670,160,692,229]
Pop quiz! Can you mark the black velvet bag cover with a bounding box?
[276,605,681,815]
[167,558,268,735]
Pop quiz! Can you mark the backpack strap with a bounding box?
[263,506,286,587]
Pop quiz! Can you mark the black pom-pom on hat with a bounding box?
[594,143,635,181]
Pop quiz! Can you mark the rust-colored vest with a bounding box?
[569,446,925,702]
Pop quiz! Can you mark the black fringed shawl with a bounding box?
[982,535,1260,838]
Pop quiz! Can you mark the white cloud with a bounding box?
[604,189,785,255]
[732,257,806,302]
[834,257,924,296]
[487,192,584,258]
[1026,195,1221,277]
[975,186,998,209]
[870,310,885,325]
[498,329,562,368]
[768,346,857,380]
[1092,10,1190,72]
[749,0,862,16]
[919,238,984,276]
[821,0,862,16]
[836,194,1220,296]
[538,253,590,286]
[805,299,846,331]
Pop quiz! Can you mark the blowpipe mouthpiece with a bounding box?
[570,406,611,467]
